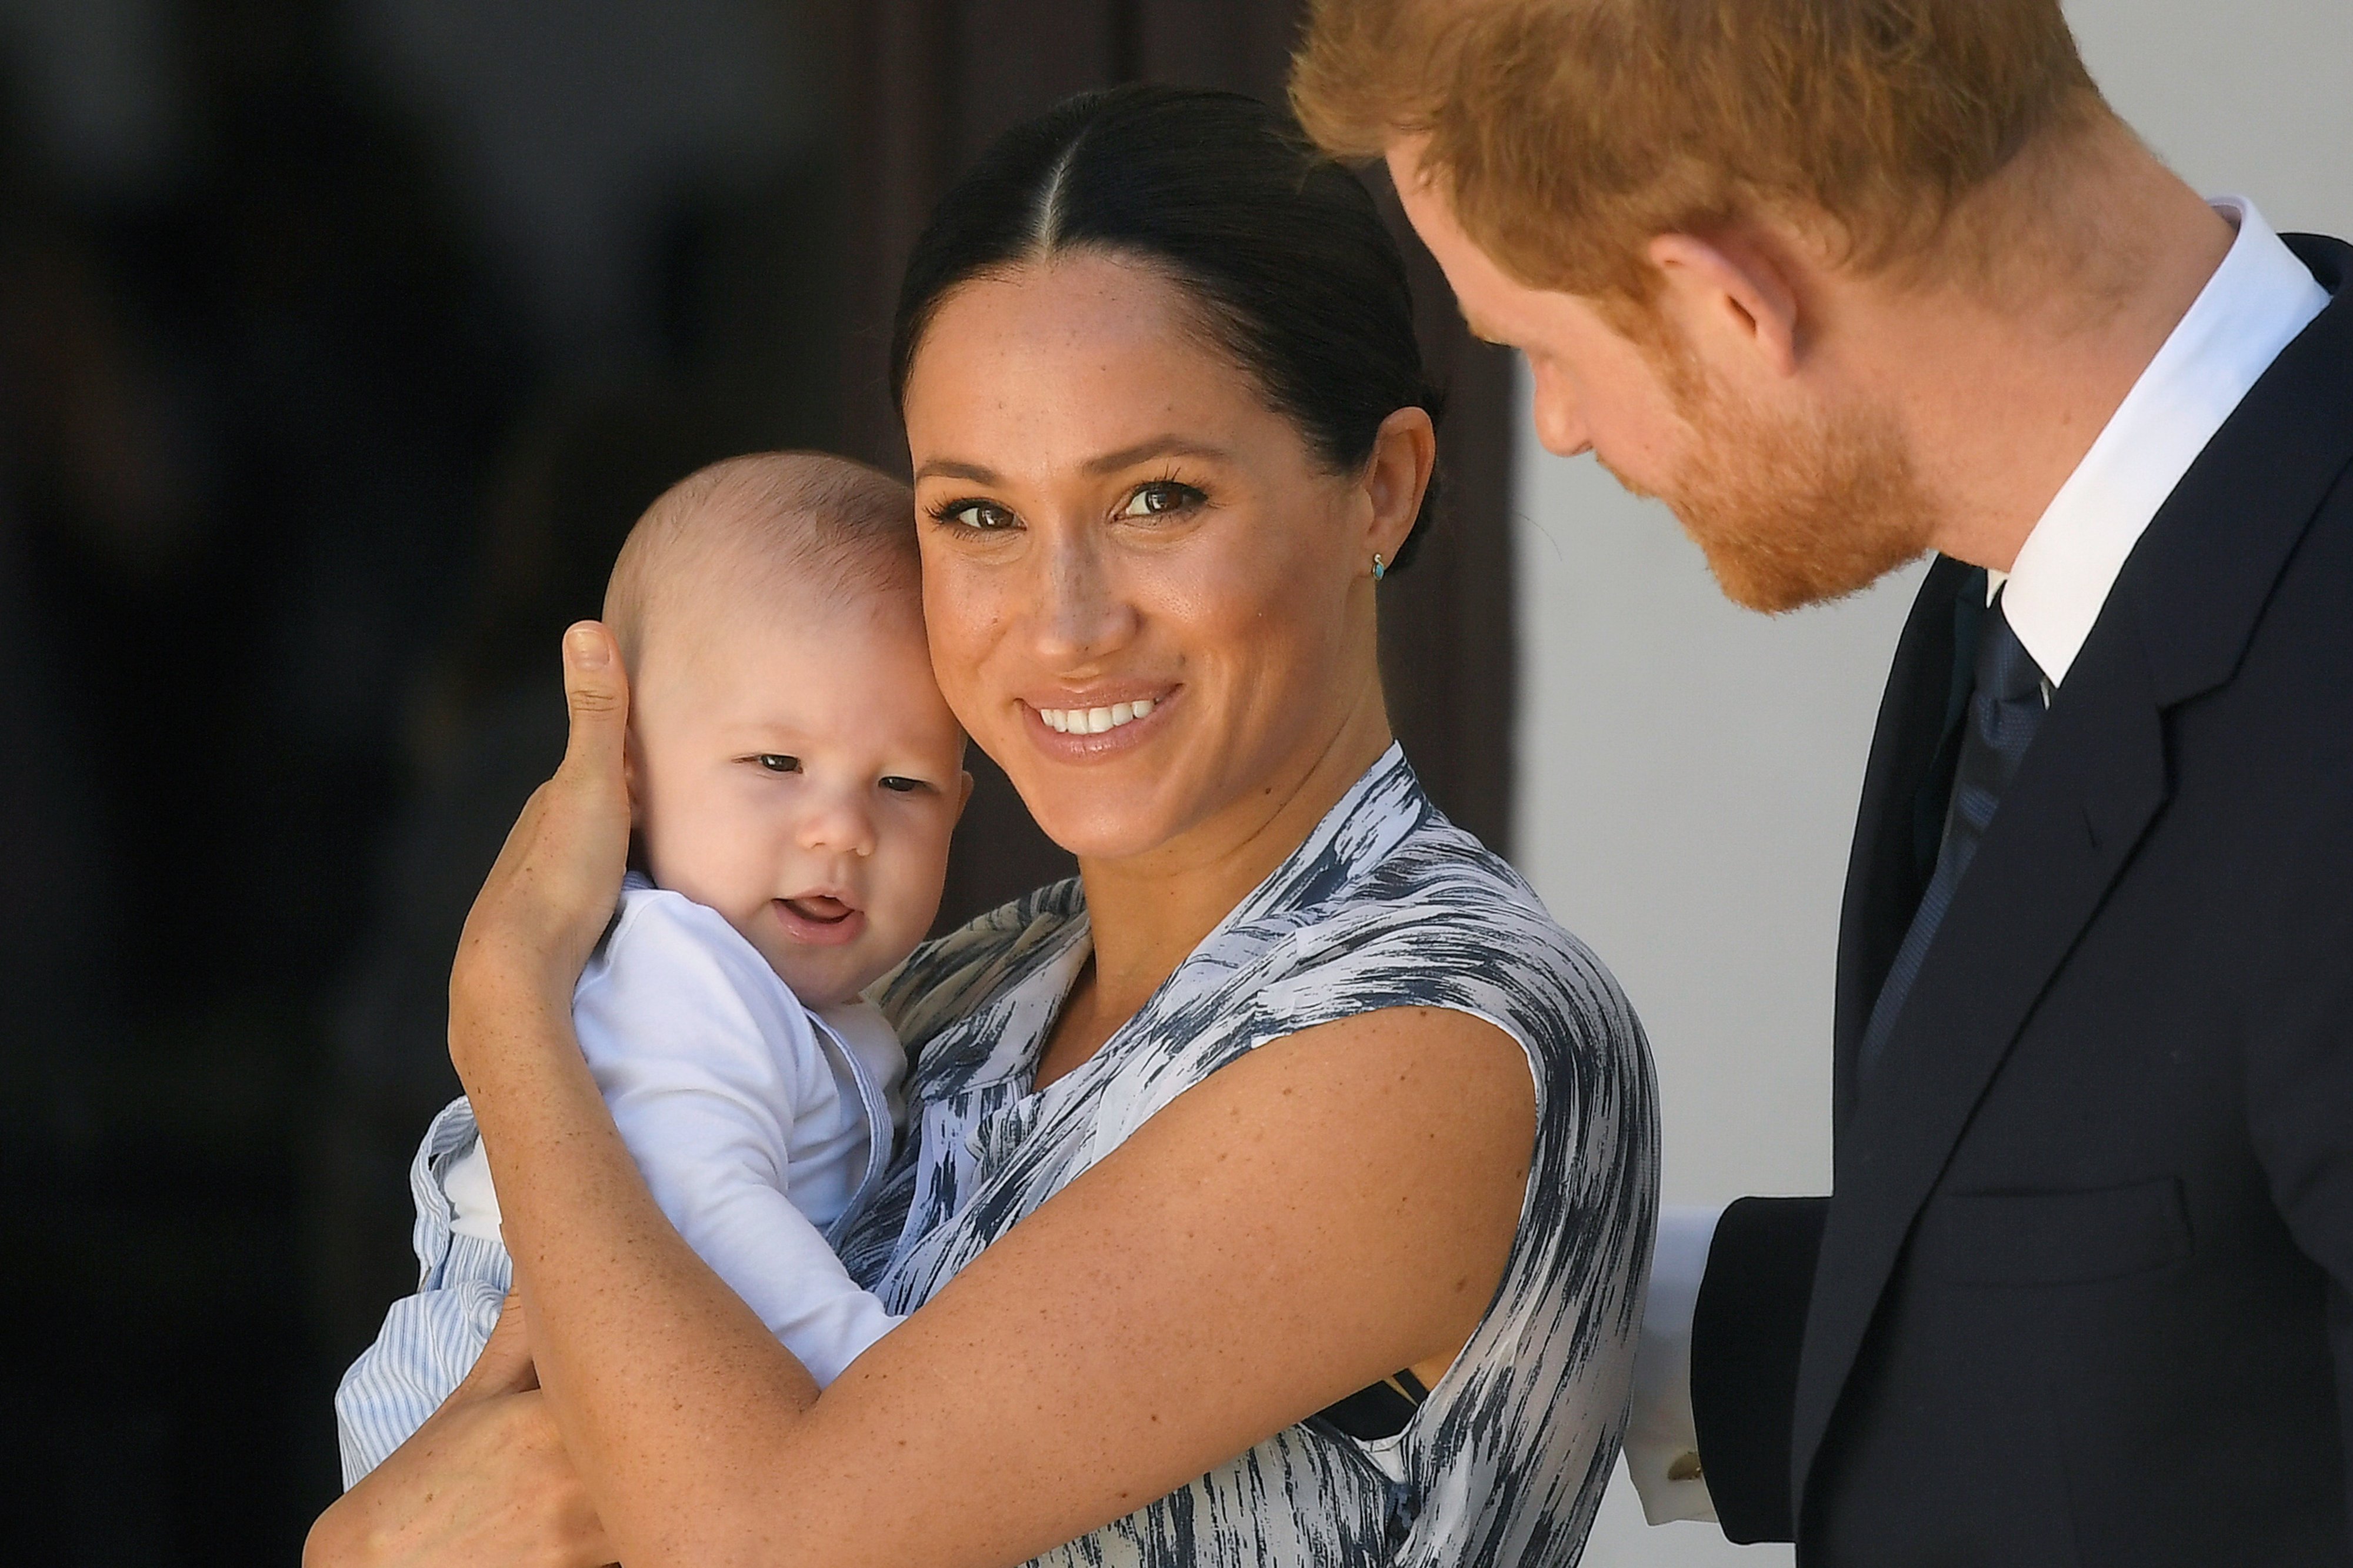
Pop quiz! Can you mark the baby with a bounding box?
[335,452,968,1484]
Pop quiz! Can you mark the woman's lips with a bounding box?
[771,895,866,947]
[1024,688,1175,758]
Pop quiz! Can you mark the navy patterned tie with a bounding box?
[1858,588,2048,1079]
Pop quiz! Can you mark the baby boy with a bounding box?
[335,452,968,1484]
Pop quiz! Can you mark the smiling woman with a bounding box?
[309,85,1656,1568]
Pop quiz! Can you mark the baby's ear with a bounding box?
[621,726,645,828]
[954,769,976,822]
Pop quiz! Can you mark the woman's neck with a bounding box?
[1037,686,1395,1085]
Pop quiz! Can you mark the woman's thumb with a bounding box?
[560,621,628,775]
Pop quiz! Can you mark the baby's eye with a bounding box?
[753,754,801,773]
[1118,481,1205,519]
[933,499,1017,532]
[878,775,928,795]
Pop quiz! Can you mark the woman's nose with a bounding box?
[1029,525,1138,667]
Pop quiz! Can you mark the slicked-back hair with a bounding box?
[603,451,916,673]
[888,83,1447,570]
[1292,0,2112,306]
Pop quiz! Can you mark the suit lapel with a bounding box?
[1831,557,1981,1129]
[1792,615,2169,1499]
[1791,232,2353,1514]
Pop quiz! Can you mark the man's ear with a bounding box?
[1647,231,1802,379]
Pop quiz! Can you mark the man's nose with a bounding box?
[1531,366,1595,459]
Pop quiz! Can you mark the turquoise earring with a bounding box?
[1371,552,1387,582]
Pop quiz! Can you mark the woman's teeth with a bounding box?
[1038,697,1155,735]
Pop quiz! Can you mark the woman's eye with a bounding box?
[754,754,801,773]
[1119,481,1205,519]
[935,499,1016,531]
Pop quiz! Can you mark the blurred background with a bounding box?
[0,0,2342,1561]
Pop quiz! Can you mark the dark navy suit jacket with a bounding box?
[1690,233,2353,1567]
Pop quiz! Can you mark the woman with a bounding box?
[310,85,1656,1567]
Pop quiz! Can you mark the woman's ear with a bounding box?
[1362,405,1438,569]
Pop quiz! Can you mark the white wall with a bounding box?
[1508,5,2353,1563]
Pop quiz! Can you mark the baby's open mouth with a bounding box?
[781,895,854,925]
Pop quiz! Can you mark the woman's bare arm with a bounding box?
[490,998,1530,1568]
[336,624,1538,1568]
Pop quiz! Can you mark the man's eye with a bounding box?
[1119,481,1205,519]
[878,776,926,795]
[933,499,1016,531]
[754,754,801,773]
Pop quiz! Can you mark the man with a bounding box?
[1294,2,2353,1563]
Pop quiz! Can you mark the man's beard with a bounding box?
[1608,369,1941,614]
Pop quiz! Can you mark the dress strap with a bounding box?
[1314,1367,1428,1441]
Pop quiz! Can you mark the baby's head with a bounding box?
[604,452,969,1007]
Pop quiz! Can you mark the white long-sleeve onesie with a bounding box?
[334,876,905,1486]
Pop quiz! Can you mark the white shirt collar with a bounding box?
[1992,198,2329,685]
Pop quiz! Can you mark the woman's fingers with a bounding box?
[305,1388,614,1568]
[461,1293,541,1398]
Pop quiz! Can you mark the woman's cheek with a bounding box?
[922,565,1005,715]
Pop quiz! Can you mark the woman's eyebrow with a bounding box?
[1081,437,1231,475]
[915,439,1233,486]
[914,458,1001,483]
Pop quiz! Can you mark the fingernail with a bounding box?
[565,623,608,668]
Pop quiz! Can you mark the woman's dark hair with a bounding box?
[889,84,1444,570]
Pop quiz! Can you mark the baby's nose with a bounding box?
[799,793,878,858]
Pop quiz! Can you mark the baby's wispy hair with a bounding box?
[603,451,918,673]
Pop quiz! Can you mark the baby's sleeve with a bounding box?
[332,1099,515,1487]
[576,896,902,1386]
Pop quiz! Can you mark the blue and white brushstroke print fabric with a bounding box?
[839,745,1659,1567]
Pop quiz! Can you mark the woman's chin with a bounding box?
[1020,791,1188,865]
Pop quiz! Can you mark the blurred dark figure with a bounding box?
[4,1,528,1557]
[0,74,156,1557]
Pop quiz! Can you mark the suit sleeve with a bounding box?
[1689,1195,1829,1543]
[2246,874,2353,1521]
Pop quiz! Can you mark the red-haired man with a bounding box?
[1298,3,2353,1564]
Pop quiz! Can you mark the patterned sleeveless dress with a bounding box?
[838,747,1658,1566]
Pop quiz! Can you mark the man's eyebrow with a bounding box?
[915,439,1232,486]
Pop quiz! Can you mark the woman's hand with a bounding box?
[448,622,633,1077]
[305,1295,616,1568]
